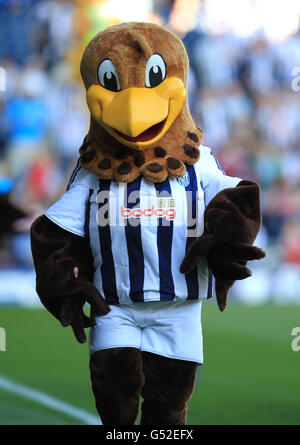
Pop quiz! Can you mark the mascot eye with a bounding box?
[145,54,166,88]
[98,59,120,92]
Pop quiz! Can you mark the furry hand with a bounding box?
[180,181,266,311]
[38,259,110,343]
[31,215,110,343]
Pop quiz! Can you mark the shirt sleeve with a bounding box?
[44,164,98,237]
[197,145,242,206]
[44,184,91,237]
[66,159,98,190]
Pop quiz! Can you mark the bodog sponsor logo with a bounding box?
[121,197,176,221]
[121,205,176,220]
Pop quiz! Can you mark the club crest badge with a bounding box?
[176,172,190,187]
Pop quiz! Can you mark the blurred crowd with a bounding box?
[0,0,299,302]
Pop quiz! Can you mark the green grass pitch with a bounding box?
[0,303,299,425]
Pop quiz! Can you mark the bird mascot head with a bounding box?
[79,22,203,183]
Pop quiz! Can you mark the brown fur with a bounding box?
[30,215,109,343]
[141,352,198,425]
[79,22,203,183]
[89,348,197,425]
[89,348,144,425]
[180,180,266,311]
[80,23,189,91]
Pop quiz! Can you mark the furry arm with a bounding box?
[30,215,110,343]
[180,180,266,311]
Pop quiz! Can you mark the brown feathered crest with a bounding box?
[79,22,203,183]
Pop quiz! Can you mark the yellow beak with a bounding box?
[86,77,185,150]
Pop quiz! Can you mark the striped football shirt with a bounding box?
[45,145,241,304]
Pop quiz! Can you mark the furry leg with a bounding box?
[140,352,198,425]
[89,347,144,425]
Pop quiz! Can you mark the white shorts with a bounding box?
[89,299,203,364]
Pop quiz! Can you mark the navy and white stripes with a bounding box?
[185,165,199,300]
[89,167,209,304]
[66,159,81,191]
[97,180,119,304]
[45,145,242,305]
[125,177,145,302]
[154,179,175,301]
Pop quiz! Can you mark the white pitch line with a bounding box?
[0,375,101,425]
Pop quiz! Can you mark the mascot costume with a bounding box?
[30,23,265,425]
